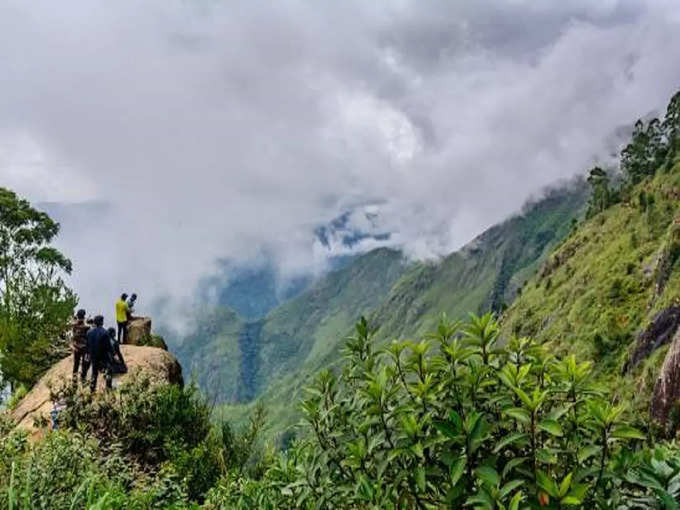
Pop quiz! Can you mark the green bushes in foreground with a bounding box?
[211,313,679,509]
[2,314,680,508]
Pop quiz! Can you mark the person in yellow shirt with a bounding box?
[115,293,130,344]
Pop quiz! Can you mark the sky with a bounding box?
[1,0,680,322]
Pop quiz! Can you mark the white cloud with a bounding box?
[0,0,679,321]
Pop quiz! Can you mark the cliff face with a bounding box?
[8,344,182,441]
[651,329,680,428]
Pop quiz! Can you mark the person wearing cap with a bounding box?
[86,315,114,391]
[71,309,90,382]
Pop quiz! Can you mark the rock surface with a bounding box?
[650,328,680,427]
[127,316,153,346]
[7,345,182,440]
[626,305,680,371]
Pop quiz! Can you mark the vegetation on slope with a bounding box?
[204,315,680,509]
[502,89,680,424]
[220,182,587,436]
[369,183,588,341]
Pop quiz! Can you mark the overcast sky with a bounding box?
[2,0,680,320]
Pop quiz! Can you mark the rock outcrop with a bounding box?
[8,345,182,440]
[626,305,680,372]
[650,329,680,427]
[127,316,168,349]
[127,317,153,346]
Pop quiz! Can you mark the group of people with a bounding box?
[71,293,138,392]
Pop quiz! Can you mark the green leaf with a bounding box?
[513,387,533,409]
[465,490,495,508]
[410,442,424,458]
[611,425,646,440]
[475,466,500,488]
[558,472,573,498]
[535,470,558,498]
[415,466,426,492]
[577,445,600,463]
[434,420,459,439]
[450,456,467,487]
[508,491,523,510]
[502,457,527,478]
[504,407,531,424]
[493,433,529,453]
[499,479,523,499]
[538,419,563,437]
[536,448,558,465]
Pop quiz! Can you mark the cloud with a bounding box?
[1,0,679,320]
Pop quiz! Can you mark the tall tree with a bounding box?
[0,187,76,388]
[586,166,610,217]
[663,90,680,160]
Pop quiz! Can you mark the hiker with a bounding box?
[127,293,137,316]
[116,293,129,344]
[86,315,113,391]
[71,309,90,383]
[108,326,127,375]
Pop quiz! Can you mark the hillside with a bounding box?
[502,161,680,417]
[174,248,408,403]
[369,183,588,340]
[219,181,588,434]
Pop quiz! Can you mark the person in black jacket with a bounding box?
[107,326,127,374]
[86,315,114,392]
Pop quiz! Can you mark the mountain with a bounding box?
[501,160,680,418]
[209,180,588,434]
[173,248,408,403]
[367,183,589,341]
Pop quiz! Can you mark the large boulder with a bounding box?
[650,328,680,428]
[127,316,152,345]
[7,345,182,441]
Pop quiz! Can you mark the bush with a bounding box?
[51,374,211,467]
[218,314,658,508]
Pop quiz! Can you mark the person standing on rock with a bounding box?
[86,315,114,391]
[116,293,130,344]
[127,293,137,316]
[71,309,90,382]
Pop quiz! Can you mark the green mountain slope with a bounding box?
[176,248,408,404]
[369,183,588,341]
[502,161,680,413]
[221,181,588,435]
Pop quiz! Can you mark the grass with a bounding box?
[501,161,680,415]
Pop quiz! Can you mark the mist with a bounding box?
[2,0,680,323]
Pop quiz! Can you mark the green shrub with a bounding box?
[51,374,211,467]
[218,314,659,508]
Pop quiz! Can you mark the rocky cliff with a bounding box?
[8,344,182,441]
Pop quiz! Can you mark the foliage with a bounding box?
[585,167,612,218]
[0,187,76,389]
[51,375,211,467]
[213,314,664,509]
[216,183,588,438]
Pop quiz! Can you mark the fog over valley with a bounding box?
[2,0,680,326]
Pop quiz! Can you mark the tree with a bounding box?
[663,90,680,162]
[0,187,76,388]
[586,166,611,217]
[620,119,666,184]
